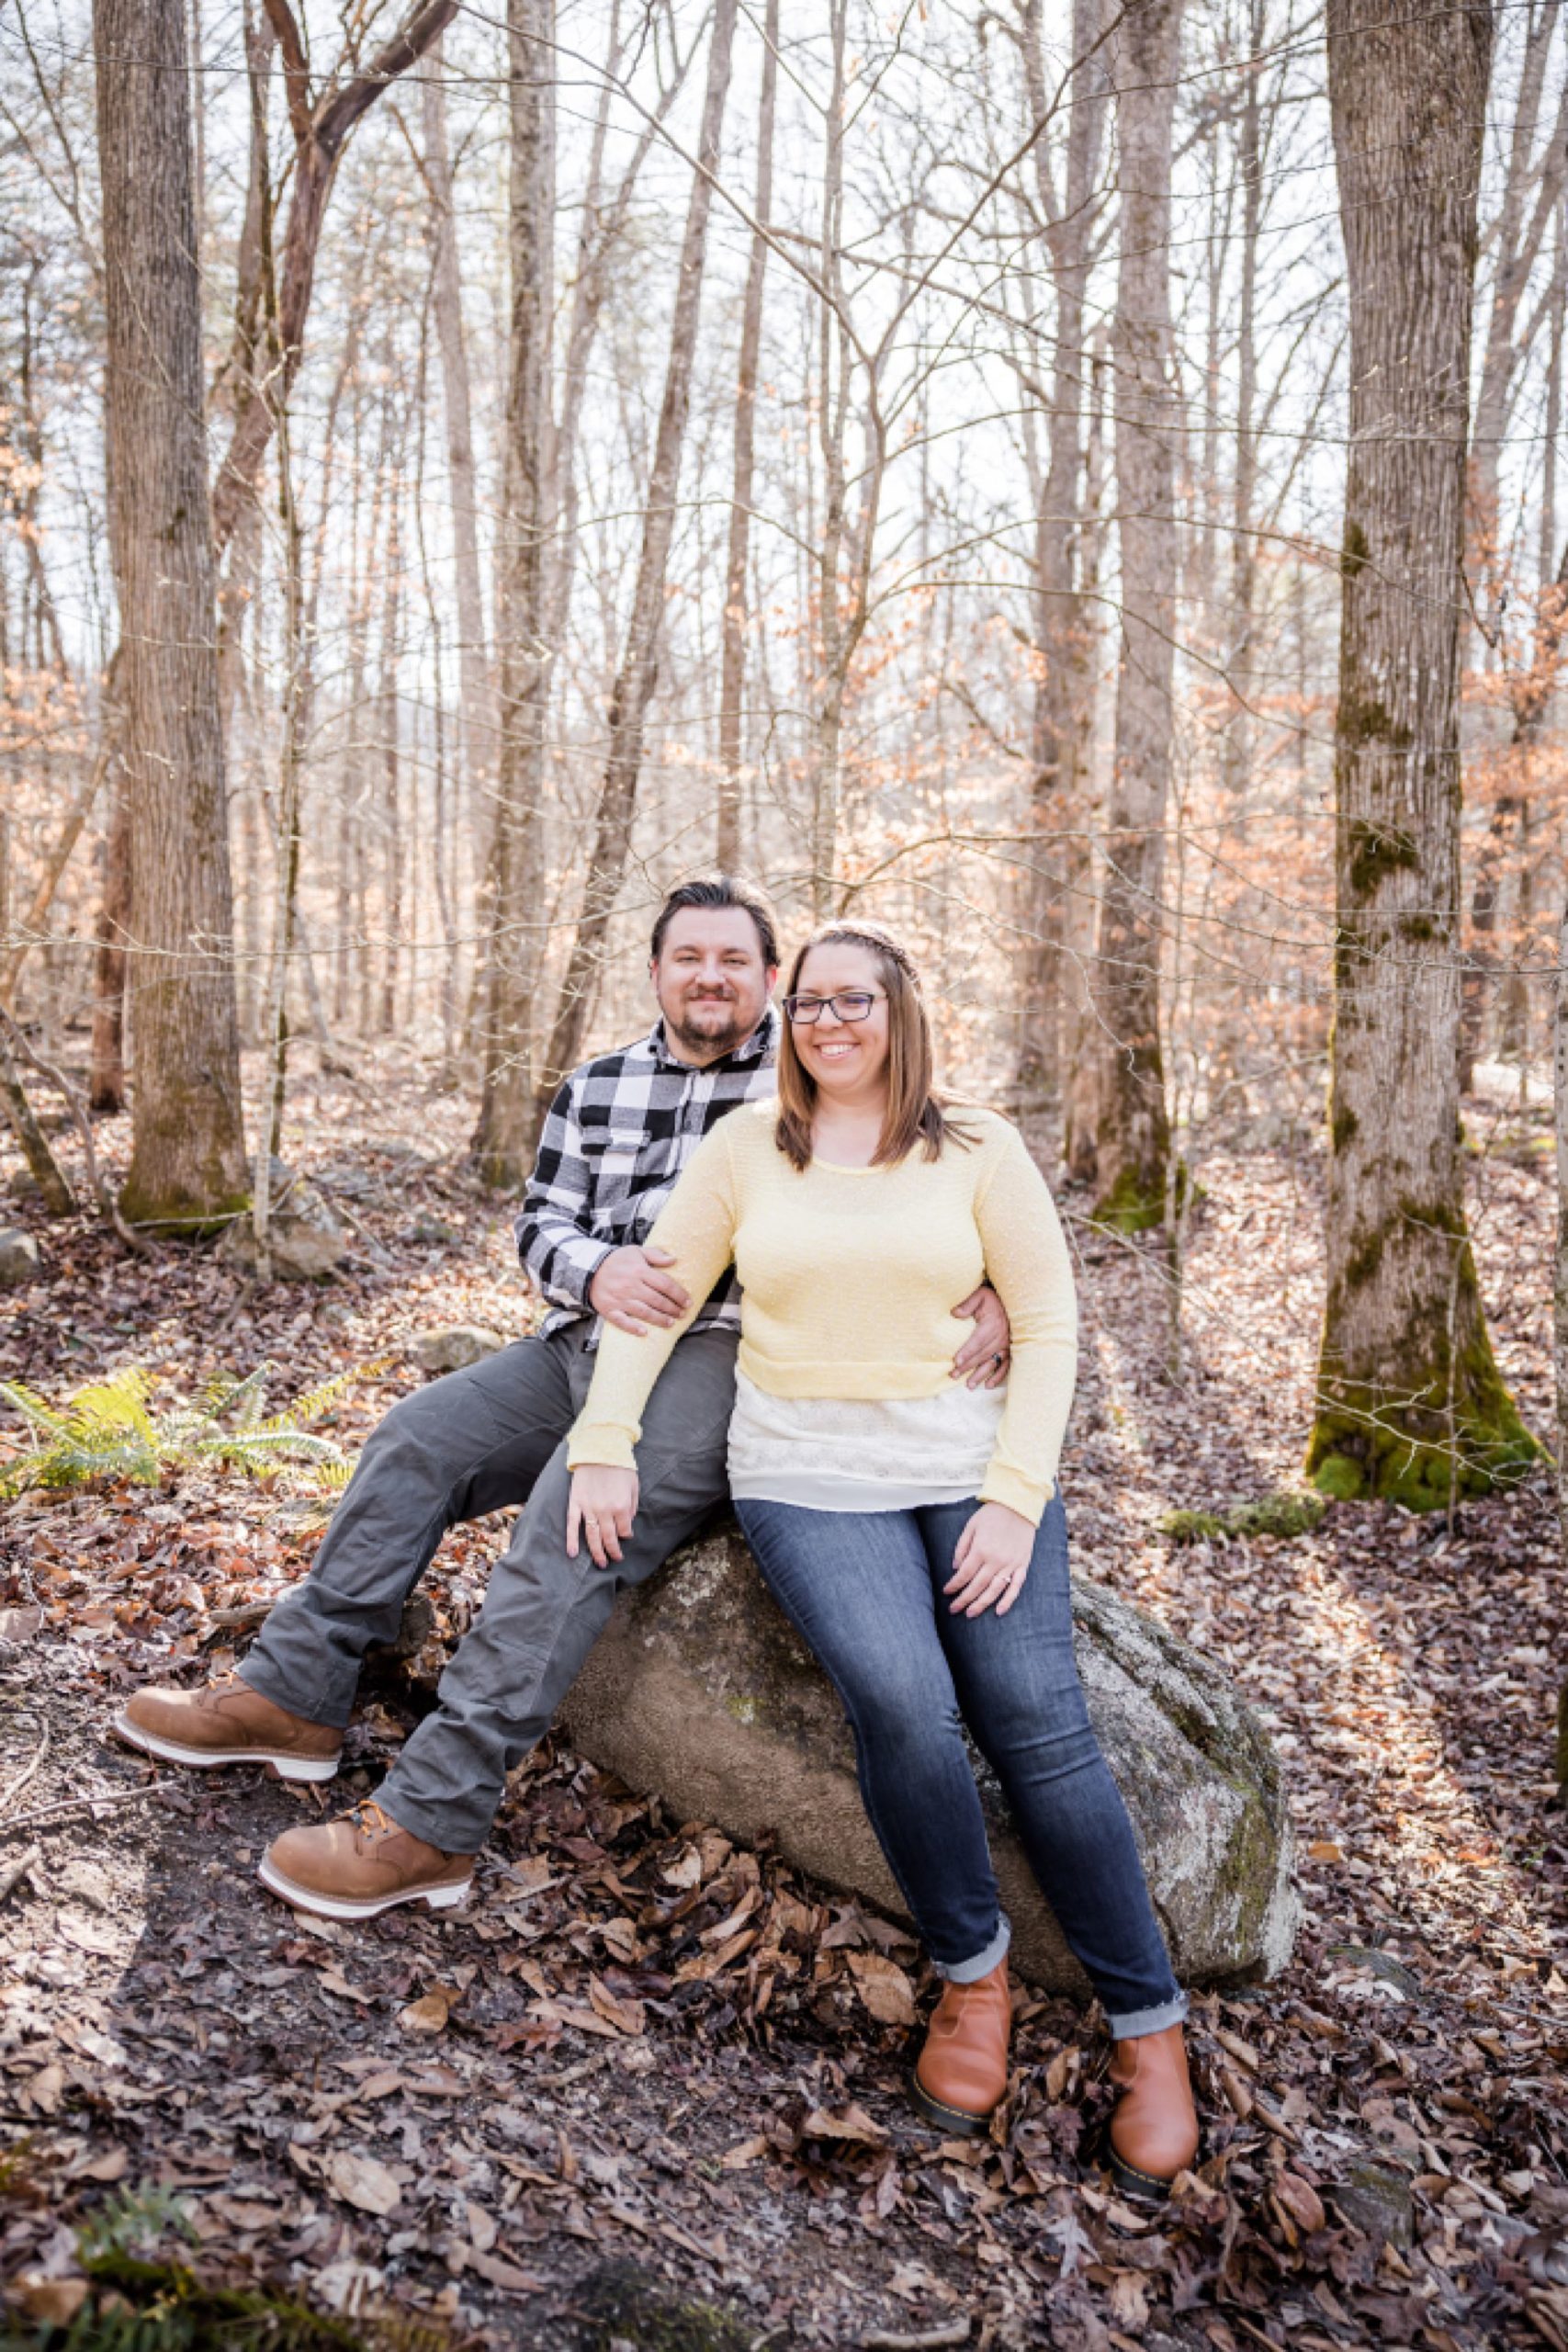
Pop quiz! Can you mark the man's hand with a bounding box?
[589,1243,691,1337]
[945,1501,1033,1617]
[951,1283,1011,1389]
[567,1465,640,1566]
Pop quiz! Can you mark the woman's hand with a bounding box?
[567,1465,640,1567]
[945,1501,1034,1617]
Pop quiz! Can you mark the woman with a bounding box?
[565,921,1198,2199]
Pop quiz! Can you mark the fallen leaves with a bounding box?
[395,1983,457,2035]
[845,1950,917,2026]
[323,2150,403,2216]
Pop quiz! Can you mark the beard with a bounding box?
[665,993,754,1058]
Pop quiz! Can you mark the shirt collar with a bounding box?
[646,1001,778,1071]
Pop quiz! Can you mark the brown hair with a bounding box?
[650,873,779,968]
[774,921,973,1172]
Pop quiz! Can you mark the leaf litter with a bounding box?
[0,1058,1564,2346]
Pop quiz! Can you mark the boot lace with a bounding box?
[346,1799,395,1842]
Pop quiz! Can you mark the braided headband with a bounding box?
[806,922,923,993]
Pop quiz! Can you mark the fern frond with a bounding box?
[264,1356,391,1435]
[66,1371,156,1445]
[0,1380,73,1441]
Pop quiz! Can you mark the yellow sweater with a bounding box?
[567,1099,1077,1525]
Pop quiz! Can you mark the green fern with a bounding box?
[0,1361,387,1504]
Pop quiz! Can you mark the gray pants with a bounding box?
[240,1321,739,1852]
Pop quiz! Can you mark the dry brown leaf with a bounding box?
[397,1986,453,2035]
[801,2100,888,2143]
[587,1973,645,2036]
[466,2246,545,2294]
[659,1843,703,1889]
[1272,2169,1327,2237]
[845,1948,916,2026]
[721,2134,769,2170]
[323,2150,402,2217]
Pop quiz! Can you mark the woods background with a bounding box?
[3,6,1568,2347]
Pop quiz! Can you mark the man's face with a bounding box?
[652,908,775,1064]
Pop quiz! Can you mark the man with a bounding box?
[114,876,1011,1919]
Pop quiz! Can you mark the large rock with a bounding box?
[216,1162,347,1282]
[410,1324,506,1374]
[563,1521,1298,1994]
[0,1229,40,1288]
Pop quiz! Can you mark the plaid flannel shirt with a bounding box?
[514,1007,780,1340]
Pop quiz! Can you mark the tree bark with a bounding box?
[716,0,778,872]
[531,0,740,1121]
[94,0,249,1232]
[1306,0,1533,1507]
[471,0,556,1189]
[1014,0,1109,1115]
[1468,2,1564,625]
[89,702,131,1114]
[420,38,493,792]
[1089,0,1184,1230]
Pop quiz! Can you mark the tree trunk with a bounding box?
[421,38,493,793]
[531,0,740,1120]
[1306,0,1533,1507]
[1221,0,1265,804]
[716,0,778,871]
[1014,0,1108,1117]
[1089,0,1183,1231]
[94,0,249,1233]
[88,728,131,1114]
[1468,3,1564,627]
[470,0,556,1191]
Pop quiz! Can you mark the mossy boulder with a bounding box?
[562,1519,1298,1996]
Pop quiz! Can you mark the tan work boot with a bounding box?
[908,1958,1011,2135]
[113,1672,342,1783]
[1106,2021,1200,2201]
[258,1799,473,1922]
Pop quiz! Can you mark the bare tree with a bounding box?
[1013,0,1109,1115]
[93,0,249,1231]
[209,0,457,560]
[1306,0,1533,1505]
[418,37,492,788]
[471,0,555,1189]
[1089,0,1184,1230]
[532,0,741,1120]
[716,0,779,872]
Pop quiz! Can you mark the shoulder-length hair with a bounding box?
[774,921,975,1172]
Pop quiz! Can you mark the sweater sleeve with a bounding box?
[972,1124,1078,1524]
[566,1118,742,1472]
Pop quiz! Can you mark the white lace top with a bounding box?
[728,1371,1007,1512]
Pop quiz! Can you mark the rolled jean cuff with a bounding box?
[1106,1989,1189,2039]
[935,1912,1011,1984]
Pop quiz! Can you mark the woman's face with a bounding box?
[789,943,891,1102]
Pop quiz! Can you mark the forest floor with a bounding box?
[0,1046,1565,2352]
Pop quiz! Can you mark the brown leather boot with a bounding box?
[258,1799,473,1921]
[1106,2021,1200,2200]
[113,1672,342,1783]
[908,1959,1011,2135]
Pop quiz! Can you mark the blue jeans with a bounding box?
[734,1493,1186,2038]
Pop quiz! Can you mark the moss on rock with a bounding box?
[1161,1490,1327,1544]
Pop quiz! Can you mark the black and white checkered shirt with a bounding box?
[514,1007,780,1339]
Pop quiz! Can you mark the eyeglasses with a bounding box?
[782,989,885,1023]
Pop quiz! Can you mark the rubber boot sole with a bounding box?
[256,1853,472,1922]
[1104,2143,1175,2204]
[907,2068,994,2137]
[112,1710,341,1783]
